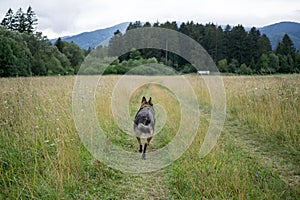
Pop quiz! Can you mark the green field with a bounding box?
[0,75,299,199]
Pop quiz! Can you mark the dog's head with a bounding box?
[140,96,153,108]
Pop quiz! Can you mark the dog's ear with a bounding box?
[148,97,153,106]
[141,96,147,105]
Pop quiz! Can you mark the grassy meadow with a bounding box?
[0,75,299,199]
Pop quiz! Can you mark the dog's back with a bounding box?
[134,97,155,137]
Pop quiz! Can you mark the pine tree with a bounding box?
[223,25,231,61]
[14,8,27,32]
[258,34,272,56]
[227,25,248,65]
[55,37,64,53]
[275,34,296,57]
[1,8,15,30]
[203,23,217,61]
[25,6,38,33]
[1,6,38,33]
[246,27,261,66]
[275,34,296,72]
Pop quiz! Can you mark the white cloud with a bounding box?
[0,0,299,38]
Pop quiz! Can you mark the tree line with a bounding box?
[0,7,86,77]
[0,6,299,77]
[109,21,300,74]
[1,6,37,33]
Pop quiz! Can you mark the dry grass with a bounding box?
[225,75,300,148]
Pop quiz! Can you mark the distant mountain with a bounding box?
[50,22,130,49]
[258,21,300,50]
[51,21,300,50]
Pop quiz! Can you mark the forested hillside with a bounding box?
[108,21,300,74]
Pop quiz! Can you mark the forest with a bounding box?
[0,7,299,77]
[108,21,300,74]
[0,7,86,77]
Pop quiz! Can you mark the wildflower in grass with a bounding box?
[9,111,13,115]
[20,99,25,103]
[25,150,29,154]
[255,173,259,178]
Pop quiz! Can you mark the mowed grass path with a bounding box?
[0,75,299,199]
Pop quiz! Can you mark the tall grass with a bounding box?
[226,75,300,149]
[0,75,299,199]
[165,75,300,199]
[0,76,81,198]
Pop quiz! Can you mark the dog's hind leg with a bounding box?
[146,137,152,145]
[142,137,152,160]
[136,137,143,153]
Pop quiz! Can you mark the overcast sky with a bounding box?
[0,0,299,39]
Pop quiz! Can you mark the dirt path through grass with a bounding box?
[120,102,300,199]
[1,75,299,199]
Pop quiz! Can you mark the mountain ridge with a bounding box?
[50,22,130,49]
[51,21,300,50]
[258,21,300,50]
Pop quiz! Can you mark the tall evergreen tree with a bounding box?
[55,37,64,53]
[1,6,38,33]
[257,34,272,62]
[227,25,248,65]
[275,34,296,57]
[275,34,296,72]
[1,8,15,30]
[14,8,27,33]
[25,6,38,33]
[246,27,261,66]
[223,25,232,61]
[203,23,217,61]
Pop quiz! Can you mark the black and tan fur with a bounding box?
[134,96,155,160]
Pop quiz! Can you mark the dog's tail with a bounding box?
[135,123,154,135]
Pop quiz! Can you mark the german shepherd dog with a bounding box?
[134,96,155,160]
